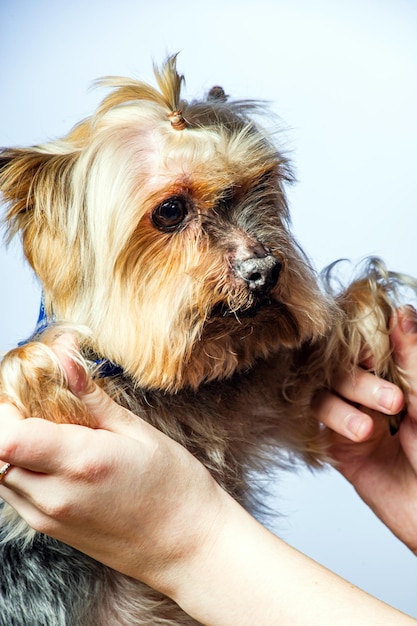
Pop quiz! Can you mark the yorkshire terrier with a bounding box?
[0,55,415,625]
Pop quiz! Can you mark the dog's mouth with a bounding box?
[190,297,304,379]
[211,295,276,319]
[209,296,300,338]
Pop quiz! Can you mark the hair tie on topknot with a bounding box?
[169,110,188,130]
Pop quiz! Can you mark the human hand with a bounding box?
[314,307,417,553]
[1,336,416,626]
[0,335,224,595]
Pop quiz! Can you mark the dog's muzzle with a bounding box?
[236,254,282,294]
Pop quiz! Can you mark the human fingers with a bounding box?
[0,416,151,517]
[332,366,404,416]
[0,413,97,474]
[0,402,26,465]
[51,334,153,439]
[313,366,404,442]
[0,402,40,468]
[0,480,47,530]
[0,427,153,552]
[312,389,374,441]
[0,419,97,529]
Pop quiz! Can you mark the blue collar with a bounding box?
[20,296,124,379]
[18,294,50,345]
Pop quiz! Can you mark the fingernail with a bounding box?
[376,385,395,411]
[400,306,417,334]
[345,413,370,439]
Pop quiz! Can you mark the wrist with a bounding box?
[139,459,227,603]
[162,486,288,625]
[156,487,417,626]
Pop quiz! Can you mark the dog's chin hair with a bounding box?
[173,299,331,392]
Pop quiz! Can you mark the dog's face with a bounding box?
[1,57,331,391]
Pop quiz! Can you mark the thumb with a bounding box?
[51,334,144,437]
[390,307,417,372]
[391,307,417,423]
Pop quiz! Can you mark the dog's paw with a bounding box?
[0,336,95,426]
[326,258,417,435]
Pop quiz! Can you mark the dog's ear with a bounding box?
[0,148,74,243]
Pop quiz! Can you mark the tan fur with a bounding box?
[1,55,416,625]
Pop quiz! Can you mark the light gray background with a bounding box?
[1,0,416,617]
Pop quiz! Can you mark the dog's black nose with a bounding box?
[237,255,281,293]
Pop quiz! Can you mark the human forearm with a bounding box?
[1,411,413,626]
[161,487,416,626]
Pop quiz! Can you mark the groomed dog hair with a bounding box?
[0,55,415,625]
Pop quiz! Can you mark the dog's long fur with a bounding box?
[0,55,415,625]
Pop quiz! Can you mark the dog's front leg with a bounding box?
[0,332,95,426]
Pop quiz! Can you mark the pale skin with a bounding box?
[0,307,416,625]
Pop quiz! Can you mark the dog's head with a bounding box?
[1,56,332,391]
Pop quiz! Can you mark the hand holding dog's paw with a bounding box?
[0,335,94,426]
[313,368,404,442]
[52,333,169,438]
[315,307,417,553]
[0,335,224,595]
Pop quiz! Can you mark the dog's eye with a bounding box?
[152,196,188,231]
